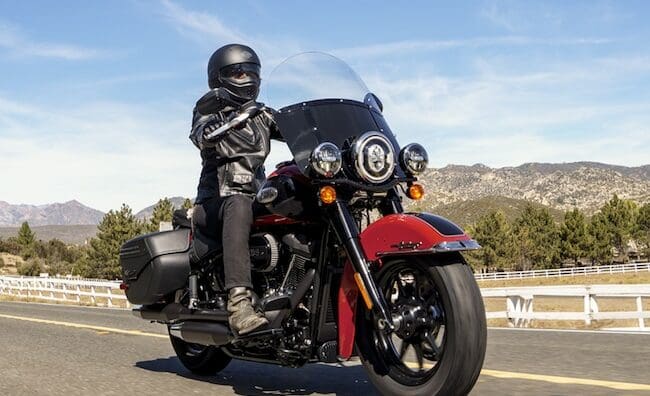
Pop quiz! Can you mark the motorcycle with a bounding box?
[120,52,487,395]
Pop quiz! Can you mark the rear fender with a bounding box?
[336,213,479,359]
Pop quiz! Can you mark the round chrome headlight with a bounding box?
[399,143,429,175]
[352,131,396,184]
[310,142,342,178]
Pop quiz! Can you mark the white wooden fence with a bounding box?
[475,262,650,282]
[0,275,128,308]
[2,275,649,331]
[482,284,650,330]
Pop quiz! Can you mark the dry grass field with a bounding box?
[478,271,650,288]
[481,271,650,329]
[0,252,21,275]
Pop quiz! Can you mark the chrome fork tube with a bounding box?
[329,200,394,332]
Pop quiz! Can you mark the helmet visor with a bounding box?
[221,63,260,86]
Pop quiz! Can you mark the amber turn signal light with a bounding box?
[319,185,337,204]
[407,183,425,200]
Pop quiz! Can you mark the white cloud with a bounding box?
[158,0,246,44]
[481,0,526,32]
[362,55,650,168]
[0,96,198,212]
[157,0,301,70]
[0,94,297,212]
[0,22,109,60]
[331,36,612,59]
[480,0,564,32]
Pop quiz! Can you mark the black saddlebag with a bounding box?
[119,229,191,305]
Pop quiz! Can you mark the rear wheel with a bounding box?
[356,254,486,396]
[168,327,232,376]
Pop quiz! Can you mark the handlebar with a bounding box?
[204,103,264,141]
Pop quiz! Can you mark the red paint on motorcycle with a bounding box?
[268,163,308,182]
[337,213,473,359]
[360,214,469,262]
[253,214,302,227]
[337,260,359,358]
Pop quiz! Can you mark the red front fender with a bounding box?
[336,213,478,359]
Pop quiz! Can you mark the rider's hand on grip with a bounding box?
[202,115,224,142]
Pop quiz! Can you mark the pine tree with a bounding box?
[467,211,516,272]
[560,208,589,265]
[587,213,613,265]
[636,203,650,259]
[147,198,175,232]
[599,194,637,262]
[16,222,35,248]
[512,204,561,270]
[182,198,194,210]
[87,204,144,279]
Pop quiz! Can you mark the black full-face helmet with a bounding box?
[207,44,261,103]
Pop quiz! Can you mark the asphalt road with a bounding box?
[0,301,649,395]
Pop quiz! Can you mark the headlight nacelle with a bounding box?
[352,131,396,184]
[399,143,428,175]
[310,142,342,178]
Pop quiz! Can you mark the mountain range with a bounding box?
[134,197,189,219]
[0,200,104,227]
[1,162,648,241]
[411,162,650,215]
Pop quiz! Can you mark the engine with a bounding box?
[249,232,313,299]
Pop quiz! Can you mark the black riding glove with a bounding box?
[202,116,222,138]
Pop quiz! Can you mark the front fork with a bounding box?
[329,200,395,332]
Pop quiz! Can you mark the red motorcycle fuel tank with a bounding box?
[253,164,317,226]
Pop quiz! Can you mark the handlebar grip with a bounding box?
[204,112,251,140]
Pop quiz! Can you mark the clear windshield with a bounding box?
[264,52,381,111]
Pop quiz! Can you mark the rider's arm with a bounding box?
[189,107,225,150]
[261,108,285,142]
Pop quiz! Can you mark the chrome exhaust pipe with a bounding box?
[169,321,232,346]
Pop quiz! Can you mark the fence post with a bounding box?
[524,296,533,328]
[636,296,645,329]
[584,288,592,326]
[107,287,113,308]
[506,296,516,327]
[90,286,96,305]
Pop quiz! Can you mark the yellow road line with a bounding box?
[3,312,649,391]
[0,313,168,339]
[404,362,650,391]
[480,369,650,391]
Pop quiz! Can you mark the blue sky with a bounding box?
[1,0,649,212]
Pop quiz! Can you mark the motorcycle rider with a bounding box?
[189,44,281,335]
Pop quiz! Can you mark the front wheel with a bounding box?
[168,327,232,376]
[356,254,487,396]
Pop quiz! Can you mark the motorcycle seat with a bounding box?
[189,227,223,264]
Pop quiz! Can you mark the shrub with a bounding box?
[18,258,43,276]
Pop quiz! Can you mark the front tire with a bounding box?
[356,254,487,396]
[169,328,232,376]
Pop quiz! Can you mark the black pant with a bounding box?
[193,195,254,290]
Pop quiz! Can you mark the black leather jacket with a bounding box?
[189,104,282,203]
